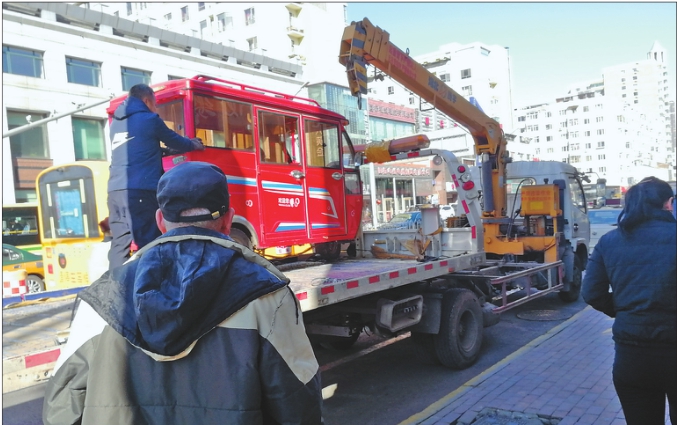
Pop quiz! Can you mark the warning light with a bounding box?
[457,165,466,173]
[462,181,475,191]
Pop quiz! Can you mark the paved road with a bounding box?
[3,293,587,425]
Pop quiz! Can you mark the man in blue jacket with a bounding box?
[107,83,204,270]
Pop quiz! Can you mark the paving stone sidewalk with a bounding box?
[402,306,673,425]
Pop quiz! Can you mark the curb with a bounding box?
[397,306,593,425]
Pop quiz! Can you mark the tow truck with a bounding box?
[286,18,590,368]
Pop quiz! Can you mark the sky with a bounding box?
[345,2,677,107]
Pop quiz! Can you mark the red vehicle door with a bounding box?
[256,109,308,245]
[302,119,347,239]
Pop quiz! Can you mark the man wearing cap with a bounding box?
[43,162,323,425]
[107,83,206,271]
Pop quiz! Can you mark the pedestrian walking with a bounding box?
[43,161,323,425]
[582,176,676,425]
[107,83,205,270]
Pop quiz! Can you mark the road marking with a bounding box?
[319,332,411,373]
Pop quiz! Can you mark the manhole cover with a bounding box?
[516,309,572,321]
[457,407,560,425]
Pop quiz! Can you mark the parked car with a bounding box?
[379,211,421,230]
[587,208,622,253]
[2,244,45,293]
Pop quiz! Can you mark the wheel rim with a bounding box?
[26,277,43,293]
[458,310,479,352]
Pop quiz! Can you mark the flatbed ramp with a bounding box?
[286,253,485,312]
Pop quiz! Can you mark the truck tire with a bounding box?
[558,256,583,302]
[433,288,484,369]
[230,227,253,250]
[315,241,341,260]
[411,332,441,365]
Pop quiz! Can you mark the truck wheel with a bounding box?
[315,241,341,260]
[27,275,45,293]
[558,256,582,302]
[434,289,483,369]
[411,332,440,365]
[230,228,253,250]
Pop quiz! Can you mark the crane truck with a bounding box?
[287,18,591,368]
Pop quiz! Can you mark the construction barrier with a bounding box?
[3,269,28,298]
[2,286,86,309]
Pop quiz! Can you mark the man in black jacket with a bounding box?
[43,161,323,425]
[107,83,204,270]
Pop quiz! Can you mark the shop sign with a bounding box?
[375,166,431,178]
[368,99,416,123]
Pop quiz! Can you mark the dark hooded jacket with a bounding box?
[108,96,196,192]
[582,210,676,348]
[43,226,323,425]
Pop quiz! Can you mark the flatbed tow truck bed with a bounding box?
[285,253,485,313]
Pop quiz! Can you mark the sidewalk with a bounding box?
[400,306,672,425]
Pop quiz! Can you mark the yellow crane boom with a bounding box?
[339,17,511,220]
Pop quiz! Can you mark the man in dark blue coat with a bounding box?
[107,83,204,270]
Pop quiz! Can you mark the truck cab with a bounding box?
[505,161,590,267]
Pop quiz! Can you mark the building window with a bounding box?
[409,97,415,105]
[585,143,591,149]
[584,131,590,137]
[246,37,257,51]
[126,2,132,15]
[168,75,184,80]
[545,112,552,117]
[181,6,189,22]
[634,100,638,104]
[597,129,604,135]
[387,86,395,95]
[245,7,255,25]
[217,13,233,32]
[584,119,590,124]
[2,46,43,78]
[200,20,207,37]
[586,155,592,161]
[599,167,606,173]
[559,110,567,116]
[440,73,450,82]
[66,57,101,87]
[597,141,605,148]
[198,2,205,10]
[121,67,151,91]
[596,116,603,123]
[164,13,172,21]
[547,148,554,153]
[545,124,552,130]
[546,136,552,142]
[7,111,49,158]
[598,154,605,160]
[72,118,106,160]
[583,106,589,112]
[461,68,471,79]
[595,103,603,109]
[462,85,472,96]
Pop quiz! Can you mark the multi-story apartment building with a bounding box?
[602,41,675,180]
[2,2,308,204]
[515,42,675,185]
[95,2,349,87]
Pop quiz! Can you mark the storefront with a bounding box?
[360,159,449,228]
